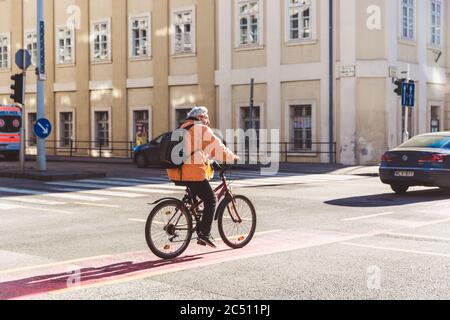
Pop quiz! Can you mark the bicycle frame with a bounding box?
[184,170,243,224]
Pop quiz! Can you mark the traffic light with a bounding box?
[10,73,24,104]
[394,78,405,96]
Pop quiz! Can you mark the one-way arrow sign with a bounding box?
[34,118,52,139]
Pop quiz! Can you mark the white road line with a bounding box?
[384,232,450,243]
[0,203,23,210]
[25,207,75,215]
[72,202,121,208]
[44,192,107,202]
[5,197,66,206]
[49,187,144,198]
[342,212,396,222]
[108,177,168,183]
[128,218,147,223]
[74,180,179,194]
[0,187,105,202]
[341,242,450,258]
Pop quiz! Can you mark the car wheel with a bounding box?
[136,154,148,168]
[391,184,409,194]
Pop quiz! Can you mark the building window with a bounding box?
[133,110,149,146]
[290,105,312,151]
[431,106,440,132]
[175,108,192,128]
[287,0,312,41]
[130,15,151,58]
[57,27,75,64]
[172,9,195,55]
[237,0,261,46]
[94,111,110,148]
[0,34,10,69]
[430,0,442,46]
[25,32,37,66]
[27,113,37,147]
[92,20,111,61]
[59,112,74,147]
[401,0,415,40]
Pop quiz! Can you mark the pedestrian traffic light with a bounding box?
[10,73,24,104]
[394,78,405,96]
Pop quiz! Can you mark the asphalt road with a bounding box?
[0,164,449,300]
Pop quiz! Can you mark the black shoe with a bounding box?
[197,233,217,249]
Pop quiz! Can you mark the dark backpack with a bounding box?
[159,124,195,169]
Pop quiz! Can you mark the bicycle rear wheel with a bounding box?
[217,195,257,249]
[145,200,193,259]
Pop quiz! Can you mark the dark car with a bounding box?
[133,128,227,168]
[133,133,170,168]
[379,132,450,194]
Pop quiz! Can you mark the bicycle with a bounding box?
[145,163,257,260]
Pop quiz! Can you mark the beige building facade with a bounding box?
[0,0,449,165]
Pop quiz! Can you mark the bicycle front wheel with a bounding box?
[217,195,257,249]
[145,200,193,260]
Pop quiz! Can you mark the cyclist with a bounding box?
[167,106,239,248]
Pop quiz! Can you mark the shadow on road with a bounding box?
[0,248,234,300]
[325,188,450,208]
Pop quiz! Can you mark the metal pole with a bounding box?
[249,78,255,130]
[328,0,334,164]
[36,0,46,171]
[404,107,409,143]
[19,72,26,173]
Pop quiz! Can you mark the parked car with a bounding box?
[133,128,227,168]
[379,132,450,194]
[133,133,170,168]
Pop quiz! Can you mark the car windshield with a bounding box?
[0,116,21,133]
[399,135,450,149]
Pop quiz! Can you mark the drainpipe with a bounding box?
[328,0,335,164]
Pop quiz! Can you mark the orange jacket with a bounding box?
[167,120,235,182]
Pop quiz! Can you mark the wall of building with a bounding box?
[0,0,448,164]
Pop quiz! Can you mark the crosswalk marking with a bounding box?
[0,187,106,202]
[0,203,23,210]
[4,197,66,206]
[0,173,364,213]
[49,187,144,198]
[73,180,180,194]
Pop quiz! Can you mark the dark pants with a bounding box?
[184,180,217,236]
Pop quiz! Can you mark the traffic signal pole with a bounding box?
[36,0,46,171]
[19,75,26,174]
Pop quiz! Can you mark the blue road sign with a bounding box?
[402,82,415,107]
[34,118,52,139]
[38,21,46,81]
[15,49,32,71]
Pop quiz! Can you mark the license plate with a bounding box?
[394,171,415,177]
